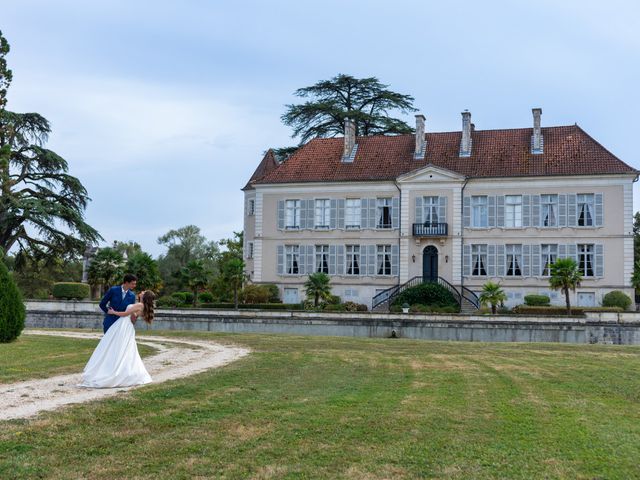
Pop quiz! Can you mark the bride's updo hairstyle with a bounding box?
[141,290,156,324]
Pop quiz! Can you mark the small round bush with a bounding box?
[356,303,368,312]
[0,258,26,342]
[171,292,193,304]
[524,294,550,306]
[52,282,90,300]
[262,284,281,303]
[156,296,181,308]
[198,292,214,303]
[602,291,632,311]
[241,284,271,304]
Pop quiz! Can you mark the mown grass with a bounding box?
[0,334,156,384]
[1,331,640,479]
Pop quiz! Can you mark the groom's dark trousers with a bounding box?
[99,286,136,333]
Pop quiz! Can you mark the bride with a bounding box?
[80,291,156,388]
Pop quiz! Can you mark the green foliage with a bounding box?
[601,291,632,311]
[87,247,125,293]
[549,258,582,315]
[51,282,90,300]
[220,256,247,308]
[513,305,622,315]
[8,255,82,299]
[304,272,332,307]
[125,251,162,292]
[171,291,194,305]
[0,252,25,342]
[241,284,272,304]
[155,295,181,308]
[179,260,211,305]
[196,303,303,310]
[198,292,214,303]
[391,282,458,309]
[478,281,507,314]
[326,294,341,305]
[282,74,416,144]
[524,294,551,306]
[409,304,460,314]
[262,284,281,303]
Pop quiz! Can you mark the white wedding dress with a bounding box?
[80,304,152,388]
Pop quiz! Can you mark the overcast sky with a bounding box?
[3,1,639,256]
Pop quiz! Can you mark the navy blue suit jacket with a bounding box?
[99,286,136,333]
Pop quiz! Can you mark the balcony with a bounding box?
[412,222,448,237]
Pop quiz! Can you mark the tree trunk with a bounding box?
[564,287,571,315]
[491,303,497,314]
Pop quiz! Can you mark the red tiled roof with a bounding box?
[251,125,637,185]
[243,149,279,190]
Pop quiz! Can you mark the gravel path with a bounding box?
[0,329,250,421]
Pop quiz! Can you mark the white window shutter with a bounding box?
[522,195,531,227]
[532,195,541,227]
[277,200,285,229]
[337,199,345,229]
[488,196,496,227]
[463,196,471,227]
[463,244,471,276]
[595,193,603,226]
[415,196,423,224]
[438,196,447,223]
[329,199,337,229]
[567,194,577,226]
[595,244,604,277]
[558,194,567,227]
[496,195,505,227]
[497,244,506,277]
[391,245,399,276]
[277,245,284,275]
[487,244,496,277]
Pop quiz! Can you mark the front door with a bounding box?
[422,246,438,281]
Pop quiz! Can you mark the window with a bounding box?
[541,194,557,227]
[541,244,557,276]
[314,199,331,228]
[346,245,360,275]
[578,244,594,277]
[376,245,392,275]
[248,242,254,259]
[471,244,487,276]
[343,288,359,300]
[505,195,522,228]
[578,194,594,226]
[345,198,361,228]
[285,200,300,228]
[285,245,299,274]
[315,245,329,274]
[422,196,439,224]
[248,199,255,216]
[505,244,522,276]
[376,198,392,229]
[472,196,488,227]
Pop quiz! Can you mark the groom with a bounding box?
[98,274,138,333]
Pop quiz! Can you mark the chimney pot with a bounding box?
[414,114,426,159]
[460,110,472,157]
[531,108,543,154]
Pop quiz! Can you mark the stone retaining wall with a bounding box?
[24,301,640,345]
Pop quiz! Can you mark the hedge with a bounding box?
[391,282,458,308]
[524,294,551,306]
[513,305,623,316]
[601,291,632,310]
[52,282,90,300]
[196,303,304,310]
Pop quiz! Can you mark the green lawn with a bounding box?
[0,334,156,384]
[1,331,640,479]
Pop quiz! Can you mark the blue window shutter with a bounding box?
[595,193,603,227]
[463,196,471,227]
[531,244,541,276]
[595,244,604,277]
[277,245,284,275]
[488,196,496,227]
[496,196,505,227]
[522,244,530,277]
[532,195,541,227]
[438,196,447,223]
[487,244,496,277]
[558,194,567,227]
[392,197,400,229]
[329,199,337,229]
[463,244,471,276]
[337,199,345,229]
[336,245,345,275]
[522,195,531,227]
[391,245,399,276]
[415,196,423,224]
[567,194,577,226]
[368,245,376,276]
[360,199,368,229]
[497,244,505,277]
[329,245,336,275]
[277,200,285,230]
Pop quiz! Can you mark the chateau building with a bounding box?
[242,109,637,309]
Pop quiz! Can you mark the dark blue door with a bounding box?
[422,246,438,281]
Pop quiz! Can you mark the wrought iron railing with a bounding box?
[412,222,448,236]
[461,286,480,309]
[372,276,468,311]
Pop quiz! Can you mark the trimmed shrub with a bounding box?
[156,296,181,308]
[436,305,459,314]
[198,292,214,303]
[524,294,551,306]
[263,284,281,303]
[171,291,194,305]
[52,282,90,300]
[324,304,347,312]
[241,285,272,304]
[392,282,458,309]
[602,291,632,311]
[0,259,26,342]
[389,304,403,313]
[410,304,431,313]
[326,294,341,305]
[198,303,303,311]
[356,303,368,312]
[513,305,623,316]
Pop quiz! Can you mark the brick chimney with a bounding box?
[459,110,472,157]
[531,108,543,154]
[342,117,357,162]
[414,114,426,159]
